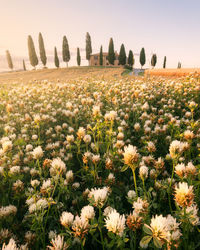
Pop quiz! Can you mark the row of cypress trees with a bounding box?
[5,32,172,70]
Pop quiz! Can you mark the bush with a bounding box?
[124,64,133,70]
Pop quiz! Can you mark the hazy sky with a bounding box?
[0,0,200,70]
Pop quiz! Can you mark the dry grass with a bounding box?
[145,68,200,77]
[0,67,124,84]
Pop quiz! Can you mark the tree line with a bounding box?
[5,32,181,71]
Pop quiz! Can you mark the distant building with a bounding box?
[89,52,119,66]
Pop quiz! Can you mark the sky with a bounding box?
[0,0,200,71]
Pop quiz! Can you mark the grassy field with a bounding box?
[0,68,200,249]
[0,67,124,84]
[145,68,200,77]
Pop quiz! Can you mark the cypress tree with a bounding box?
[119,44,126,65]
[23,59,26,71]
[140,47,146,69]
[27,35,38,69]
[99,45,103,66]
[128,50,134,67]
[62,36,70,67]
[6,50,13,70]
[54,47,59,68]
[108,38,115,65]
[151,54,157,68]
[163,56,166,68]
[86,32,92,64]
[77,47,81,66]
[38,32,47,67]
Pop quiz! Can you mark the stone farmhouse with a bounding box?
[89,52,119,66]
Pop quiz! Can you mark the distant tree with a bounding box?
[6,50,13,70]
[177,62,181,69]
[54,47,59,68]
[86,32,92,64]
[128,50,134,67]
[27,35,38,69]
[108,38,115,65]
[62,36,70,67]
[38,32,47,67]
[151,54,157,68]
[77,47,81,66]
[140,47,146,69]
[23,59,26,71]
[119,44,126,65]
[99,45,103,66]
[163,56,166,68]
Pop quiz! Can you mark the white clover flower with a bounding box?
[105,210,126,237]
[48,235,68,250]
[31,179,40,188]
[127,190,136,200]
[60,211,74,227]
[32,146,43,159]
[139,165,148,180]
[2,140,12,153]
[88,187,110,207]
[50,158,66,175]
[9,166,20,175]
[81,205,95,221]
[66,170,74,182]
[2,238,18,250]
[123,144,139,167]
[103,206,117,217]
[83,134,91,144]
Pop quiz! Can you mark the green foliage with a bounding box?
[77,47,81,66]
[151,53,157,68]
[163,56,167,68]
[27,35,38,68]
[22,60,26,71]
[124,64,132,70]
[99,45,103,66]
[140,47,146,68]
[54,47,59,68]
[38,32,47,67]
[6,50,13,70]
[119,44,126,65]
[128,50,134,67]
[62,36,70,66]
[86,32,92,61]
[108,38,116,65]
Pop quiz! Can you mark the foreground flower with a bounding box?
[174,182,194,207]
[123,144,139,168]
[126,211,143,231]
[48,235,69,250]
[140,214,181,249]
[88,187,110,208]
[32,146,43,159]
[2,238,18,250]
[105,210,126,237]
[72,216,89,239]
[169,140,183,159]
[60,211,74,228]
[81,205,95,221]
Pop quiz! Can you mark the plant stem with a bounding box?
[132,168,138,197]
[98,207,105,250]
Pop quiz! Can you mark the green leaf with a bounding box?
[121,165,128,172]
[108,231,115,239]
[124,238,129,243]
[140,236,152,246]
[143,225,152,235]
[153,237,162,248]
